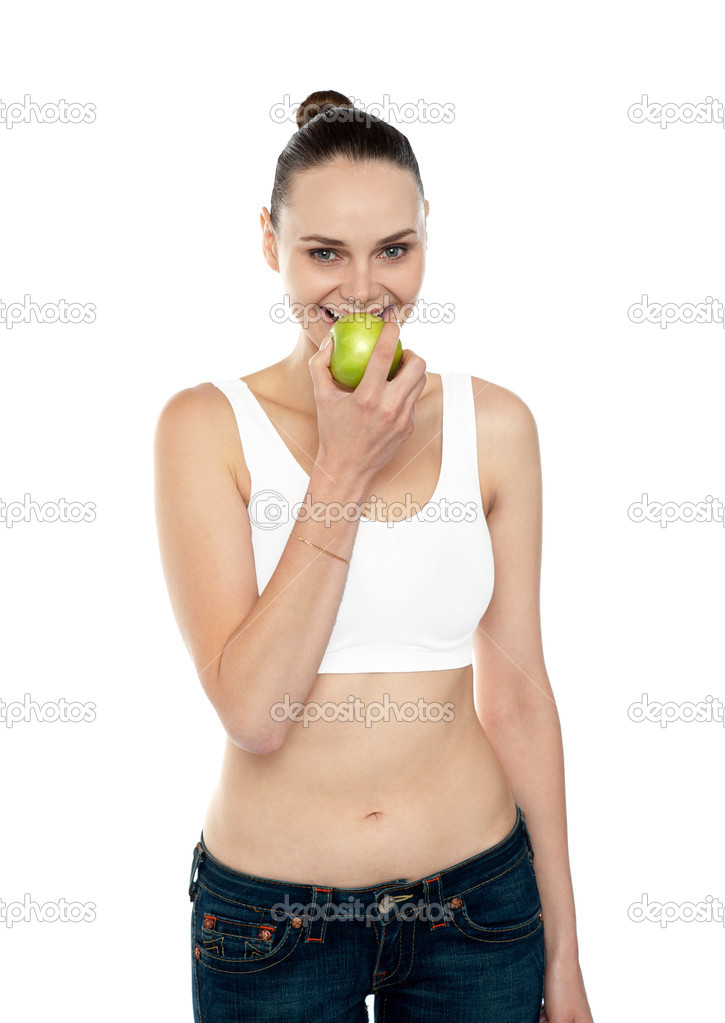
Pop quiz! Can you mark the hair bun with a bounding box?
[296,90,354,130]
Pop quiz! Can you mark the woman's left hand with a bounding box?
[539,955,594,1023]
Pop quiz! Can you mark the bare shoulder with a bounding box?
[155,380,235,434]
[154,381,245,483]
[471,375,538,436]
[470,375,541,514]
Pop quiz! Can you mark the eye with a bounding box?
[308,245,409,265]
[310,249,336,263]
[381,245,408,260]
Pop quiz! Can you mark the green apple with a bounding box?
[328,312,403,390]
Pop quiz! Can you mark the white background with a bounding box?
[1,1,724,1019]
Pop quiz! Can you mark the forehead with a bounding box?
[284,159,421,237]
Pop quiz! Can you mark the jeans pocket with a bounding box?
[448,850,543,944]
[201,907,284,959]
[193,887,305,975]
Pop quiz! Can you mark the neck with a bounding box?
[268,328,319,413]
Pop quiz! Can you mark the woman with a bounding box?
[154,90,594,1023]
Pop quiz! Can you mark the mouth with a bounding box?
[320,305,393,324]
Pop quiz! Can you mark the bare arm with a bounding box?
[154,323,426,755]
[472,380,593,1018]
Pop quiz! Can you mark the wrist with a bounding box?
[310,459,371,502]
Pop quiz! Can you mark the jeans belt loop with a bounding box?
[520,809,534,862]
[423,875,447,931]
[189,839,204,901]
[305,887,332,943]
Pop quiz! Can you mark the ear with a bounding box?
[260,207,280,272]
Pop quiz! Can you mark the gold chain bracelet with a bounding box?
[289,532,350,565]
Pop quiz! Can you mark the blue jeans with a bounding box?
[188,805,545,1022]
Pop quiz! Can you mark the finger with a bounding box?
[308,329,334,378]
[357,316,403,390]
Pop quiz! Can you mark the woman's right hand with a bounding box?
[308,314,428,485]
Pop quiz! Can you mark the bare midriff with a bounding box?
[202,666,517,886]
[201,370,516,886]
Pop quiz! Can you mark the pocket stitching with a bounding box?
[448,849,543,944]
[452,906,543,944]
[195,922,305,974]
[194,885,305,973]
[196,881,285,917]
[201,915,277,960]
[450,846,529,901]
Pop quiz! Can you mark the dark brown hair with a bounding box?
[269,90,425,234]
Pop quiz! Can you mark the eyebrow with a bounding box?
[298,228,417,247]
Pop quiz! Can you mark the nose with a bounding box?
[340,263,387,312]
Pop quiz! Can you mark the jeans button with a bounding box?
[379,895,396,913]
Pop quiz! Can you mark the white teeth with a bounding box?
[322,306,390,320]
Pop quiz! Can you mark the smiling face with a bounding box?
[261,158,428,350]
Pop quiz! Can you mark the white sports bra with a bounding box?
[210,372,494,673]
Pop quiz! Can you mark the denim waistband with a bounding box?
[189,804,534,928]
